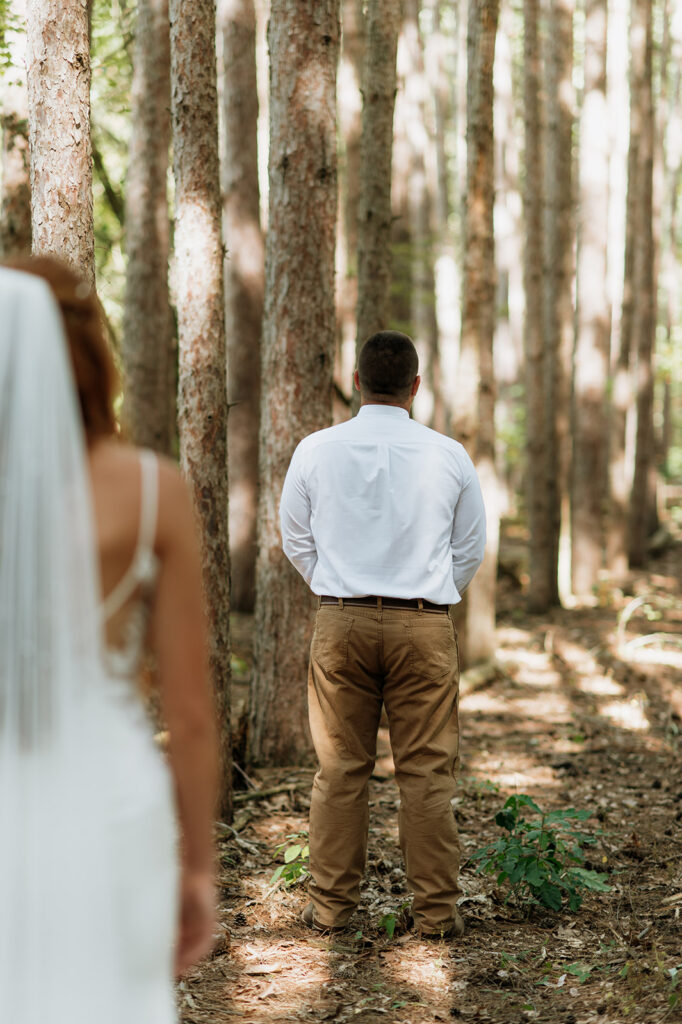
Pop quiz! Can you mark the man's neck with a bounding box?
[359,397,412,413]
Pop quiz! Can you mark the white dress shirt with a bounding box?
[279,404,486,605]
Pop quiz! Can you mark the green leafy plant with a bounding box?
[379,902,411,939]
[269,831,310,888]
[471,794,612,912]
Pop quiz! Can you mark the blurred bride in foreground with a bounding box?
[0,260,217,1023]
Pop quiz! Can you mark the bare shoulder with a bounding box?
[154,455,199,553]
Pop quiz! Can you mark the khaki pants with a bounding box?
[307,601,461,931]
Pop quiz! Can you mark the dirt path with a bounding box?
[181,546,681,1024]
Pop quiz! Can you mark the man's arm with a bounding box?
[450,458,487,596]
[279,445,318,585]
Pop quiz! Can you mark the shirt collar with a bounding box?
[356,404,410,420]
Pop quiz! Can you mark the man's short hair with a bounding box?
[357,331,418,401]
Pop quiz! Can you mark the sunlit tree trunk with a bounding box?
[628,0,656,566]
[0,0,31,258]
[336,0,364,404]
[355,0,400,382]
[522,0,551,612]
[122,0,174,454]
[608,0,638,576]
[219,0,264,613]
[26,0,94,282]
[251,0,340,765]
[572,0,609,598]
[170,0,232,820]
[425,0,459,431]
[544,0,574,604]
[493,2,524,517]
[454,0,499,666]
[402,0,442,431]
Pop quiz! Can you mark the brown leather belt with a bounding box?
[319,595,449,613]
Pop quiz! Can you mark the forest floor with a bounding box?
[180,536,682,1024]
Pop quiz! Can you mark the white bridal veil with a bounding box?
[0,269,118,1022]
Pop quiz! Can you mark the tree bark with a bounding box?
[170,0,232,820]
[26,0,95,283]
[1,0,31,258]
[121,0,175,455]
[543,0,574,605]
[522,0,551,612]
[251,0,340,765]
[628,0,656,566]
[403,0,443,432]
[455,0,499,665]
[355,0,400,373]
[219,0,264,613]
[572,0,610,597]
[608,0,638,576]
[336,0,364,401]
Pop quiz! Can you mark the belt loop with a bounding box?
[318,596,322,609]
[417,598,424,613]
[338,597,344,609]
[377,596,382,614]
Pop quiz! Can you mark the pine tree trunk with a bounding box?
[336,0,364,402]
[122,0,174,455]
[219,0,264,613]
[572,0,610,597]
[355,0,400,361]
[628,0,656,567]
[1,0,31,258]
[455,0,499,666]
[404,0,442,432]
[608,0,639,576]
[250,0,340,765]
[425,0,459,432]
[522,0,551,612]
[493,3,525,516]
[543,0,574,604]
[170,0,232,820]
[26,0,95,282]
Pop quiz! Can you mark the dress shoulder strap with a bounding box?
[100,450,160,620]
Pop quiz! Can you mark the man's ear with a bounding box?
[353,369,361,392]
[411,375,421,397]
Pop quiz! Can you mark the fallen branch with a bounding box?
[233,782,310,804]
[460,659,502,697]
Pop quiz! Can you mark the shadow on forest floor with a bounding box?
[180,540,682,1024]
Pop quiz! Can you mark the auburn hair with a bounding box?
[7,255,118,442]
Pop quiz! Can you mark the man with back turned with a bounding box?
[280,330,487,939]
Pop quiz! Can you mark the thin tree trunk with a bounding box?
[425,0,459,432]
[608,0,639,576]
[628,0,656,566]
[26,0,95,283]
[572,0,610,597]
[251,0,340,765]
[544,0,574,604]
[122,0,174,455]
[493,2,524,517]
[336,0,364,402]
[219,0,264,613]
[522,0,551,612]
[455,0,499,666]
[170,0,232,820]
[403,0,442,431]
[355,0,400,375]
[1,0,31,258]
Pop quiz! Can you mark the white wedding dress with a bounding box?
[0,270,178,1024]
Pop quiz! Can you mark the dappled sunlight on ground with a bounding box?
[191,543,682,1023]
[600,697,650,731]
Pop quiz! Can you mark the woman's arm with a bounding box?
[151,458,218,973]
